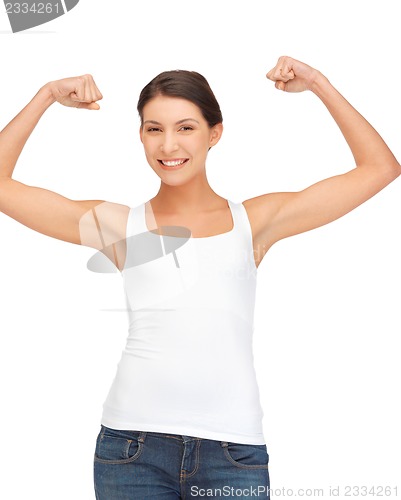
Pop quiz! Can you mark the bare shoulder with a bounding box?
[78,201,130,247]
[242,192,293,240]
[78,201,131,272]
[242,192,297,266]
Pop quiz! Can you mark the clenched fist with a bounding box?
[266,56,322,92]
[45,74,103,110]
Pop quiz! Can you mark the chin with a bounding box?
[159,176,192,187]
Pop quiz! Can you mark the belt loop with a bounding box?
[221,441,228,448]
[138,431,147,443]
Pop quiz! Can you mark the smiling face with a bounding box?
[139,95,223,186]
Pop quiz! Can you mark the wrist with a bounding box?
[309,71,332,96]
[36,83,57,107]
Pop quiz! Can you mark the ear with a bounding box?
[139,125,143,144]
[209,123,223,148]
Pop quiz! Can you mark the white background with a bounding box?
[0,1,400,498]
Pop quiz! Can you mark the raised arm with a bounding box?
[243,56,401,265]
[0,76,129,269]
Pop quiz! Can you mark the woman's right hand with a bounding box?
[45,74,103,110]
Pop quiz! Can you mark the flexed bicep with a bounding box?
[250,55,401,261]
[0,178,130,273]
[244,163,398,261]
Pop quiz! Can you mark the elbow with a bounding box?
[0,175,12,185]
[395,161,401,177]
[389,160,401,182]
[375,157,401,184]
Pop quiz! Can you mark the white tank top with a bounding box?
[100,199,266,445]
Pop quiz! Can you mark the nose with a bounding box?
[160,132,179,155]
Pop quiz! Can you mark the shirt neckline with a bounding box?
[144,199,236,239]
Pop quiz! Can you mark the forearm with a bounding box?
[0,84,56,179]
[311,73,400,174]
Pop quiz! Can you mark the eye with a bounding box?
[146,127,161,132]
[179,126,194,131]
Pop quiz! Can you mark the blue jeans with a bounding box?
[94,425,270,499]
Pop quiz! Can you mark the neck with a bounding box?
[150,173,225,214]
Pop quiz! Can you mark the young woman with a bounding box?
[0,56,399,499]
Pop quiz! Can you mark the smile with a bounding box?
[158,158,189,169]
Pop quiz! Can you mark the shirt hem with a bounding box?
[100,417,266,445]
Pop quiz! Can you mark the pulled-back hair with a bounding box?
[137,70,223,128]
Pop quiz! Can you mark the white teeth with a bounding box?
[161,159,187,167]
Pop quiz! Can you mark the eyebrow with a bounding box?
[143,118,200,125]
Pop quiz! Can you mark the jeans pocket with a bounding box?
[94,426,144,464]
[221,441,269,469]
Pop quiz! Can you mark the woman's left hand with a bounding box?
[266,56,322,92]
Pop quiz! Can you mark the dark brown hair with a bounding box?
[137,70,223,128]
